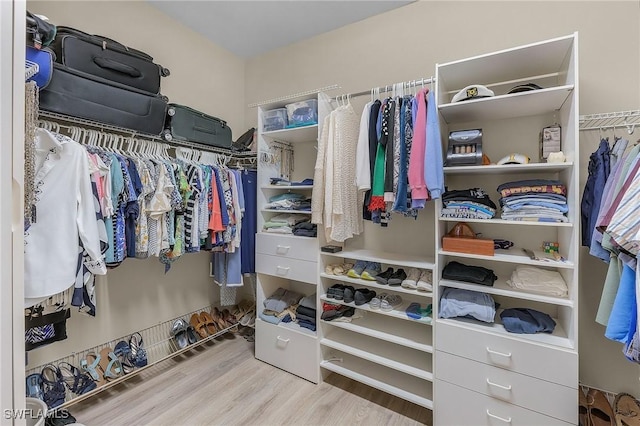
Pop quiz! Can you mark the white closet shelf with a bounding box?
[443,162,573,175]
[261,124,318,143]
[320,316,433,353]
[439,216,573,227]
[437,313,573,349]
[320,295,432,325]
[320,273,433,298]
[257,232,316,241]
[439,278,573,307]
[323,249,435,270]
[439,249,575,269]
[260,185,314,190]
[320,359,434,410]
[256,318,317,338]
[261,209,312,214]
[438,85,574,123]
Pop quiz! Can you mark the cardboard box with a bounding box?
[442,236,494,256]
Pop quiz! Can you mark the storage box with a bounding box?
[263,108,288,132]
[285,99,318,127]
[442,237,494,256]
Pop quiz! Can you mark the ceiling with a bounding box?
[148,1,413,58]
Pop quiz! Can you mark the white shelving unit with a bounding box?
[254,94,323,384]
[433,33,579,425]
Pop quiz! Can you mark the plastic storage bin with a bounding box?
[263,108,288,132]
[285,99,318,128]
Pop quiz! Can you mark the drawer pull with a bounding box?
[486,410,512,423]
[276,266,291,275]
[486,347,512,358]
[276,245,291,254]
[486,378,512,391]
[276,336,290,344]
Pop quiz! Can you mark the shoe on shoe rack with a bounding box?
[401,268,421,290]
[417,270,433,292]
[323,302,341,312]
[369,293,388,310]
[347,260,368,279]
[388,269,407,286]
[361,262,382,281]
[343,286,356,304]
[375,267,394,285]
[327,284,345,299]
[380,294,403,312]
[354,289,377,306]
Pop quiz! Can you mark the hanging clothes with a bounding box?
[581,138,610,246]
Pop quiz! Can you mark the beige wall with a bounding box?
[245,1,640,394]
[26,0,246,367]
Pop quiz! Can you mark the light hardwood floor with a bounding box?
[69,334,433,425]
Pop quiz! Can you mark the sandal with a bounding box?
[190,313,208,339]
[199,311,219,335]
[80,352,105,387]
[210,308,228,330]
[579,388,589,426]
[128,332,148,368]
[26,373,44,400]
[588,389,615,426]
[58,362,96,395]
[185,324,199,345]
[99,347,123,381]
[113,341,135,374]
[170,318,189,349]
[222,309,238,327]
[40,365,66,409]
[614,393,640,426]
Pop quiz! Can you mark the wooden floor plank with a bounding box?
[69,335,432,425]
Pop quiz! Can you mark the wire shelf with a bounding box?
[579,110,640,134]
[25,60,39,81]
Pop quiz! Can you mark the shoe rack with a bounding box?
[25,304,237,409]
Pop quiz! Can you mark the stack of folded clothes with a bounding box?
[293,293,316,331]
[507,265,568,297]
[439,287,497,323]
[259,287,303,325]
[293,221,317,237]
[270,177,314,186]
[264,193,311,211]
[500,308,556,334]
[498,179,568,222]
[263,213,311,235]
[441,188,497,219]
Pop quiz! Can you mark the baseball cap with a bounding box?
[507,83,543,94]
[451,84,495,103]
[497,153,530,165]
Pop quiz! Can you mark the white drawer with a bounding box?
[435,380,572,426]
[255,318,319,383]
[256,254,317,285]
[436,351,576,423]
[256,233,318,262]
[435,320,577,387]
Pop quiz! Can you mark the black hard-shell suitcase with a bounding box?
[50,26,169,95]
[163,104,232,149]
[40,64,168,135]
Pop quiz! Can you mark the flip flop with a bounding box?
[99,347,123,381]
[26,373,44,400]
[113,341,135,374]
[58,362,96,395]
[190,313,208,339]
[80,352,105,387]
[40,364,66,409]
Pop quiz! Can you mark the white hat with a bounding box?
[452,84,495,103]
[497,153,530,165]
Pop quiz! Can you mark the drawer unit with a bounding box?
[256,254,317,285]
[256,233,318,262]
[436,320,577,387]
[436,351,576,423]
[255,318,319,383]
[435,380,573,426]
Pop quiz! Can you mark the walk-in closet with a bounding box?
[2,1,639,425]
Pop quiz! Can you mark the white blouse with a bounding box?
[25,129,107,307]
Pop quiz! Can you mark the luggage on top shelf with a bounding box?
[50,26,170,95]
[39,64,168,136]
[162,104,233,149]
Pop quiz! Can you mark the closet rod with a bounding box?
[332,76,435,101]
[37,110,256,158]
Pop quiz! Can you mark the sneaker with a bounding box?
[375,267,394,285]
[347,260,368,279]
[369,293,388,310]
[354,289,376,306]
[361,262,382,281]
[343,286,356,304]
[417,270,433,292]
[327,284,344,299]
[380,294,402,311]
[401,268,421,289]
[388,269,407,286]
